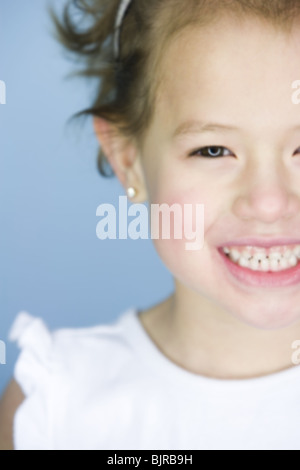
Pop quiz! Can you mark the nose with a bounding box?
[232,161,300,223]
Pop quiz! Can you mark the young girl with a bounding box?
[2,0,300,450]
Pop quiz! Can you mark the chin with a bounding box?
[231,302,300,331]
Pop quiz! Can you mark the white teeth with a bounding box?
[241,251,252,261]
[270,259,280,272]
[222,244,300,272]
[253,252,267,262]
[289,255,298,267]
[279,258,288,269]
[294,246,300,258]
[229,249,241,262]
[238,257,250,268]
[284,250,293,259]
[260,259,270,272]
[249,258,259,271]
[269,252,281,261]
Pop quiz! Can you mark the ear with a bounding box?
[93,117,148,203]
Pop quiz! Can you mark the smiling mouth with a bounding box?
[217,243,300,288]
[220,244,300,272]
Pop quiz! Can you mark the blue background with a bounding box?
[0,0,173,394]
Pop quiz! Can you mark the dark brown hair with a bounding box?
[51,0,300,177]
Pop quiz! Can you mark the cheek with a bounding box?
[151,186,217,239]
[150,187,217,282]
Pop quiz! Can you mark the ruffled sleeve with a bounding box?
[9,312,54,450]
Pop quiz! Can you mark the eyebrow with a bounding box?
[173,120,241,139]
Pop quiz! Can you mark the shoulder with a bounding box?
[10,308,135,363]
[0,380,25,450]
[10,309,137,387]
[50,310,137,370]
[6,309,137,450]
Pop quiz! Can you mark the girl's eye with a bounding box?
[293,147,300,155]
[189,146,234,158]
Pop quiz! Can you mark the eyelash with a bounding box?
[189,146,234,158]
[189,146,300,158]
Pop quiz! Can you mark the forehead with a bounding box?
[153,15,300,136]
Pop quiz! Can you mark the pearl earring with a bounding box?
[127,187,137,198]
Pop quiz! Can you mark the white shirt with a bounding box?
[9,308,300,450]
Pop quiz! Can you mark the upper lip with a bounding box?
[219,237,300,248]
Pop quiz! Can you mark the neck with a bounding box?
[146,286,300,380]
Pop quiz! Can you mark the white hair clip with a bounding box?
[114,0,133,59]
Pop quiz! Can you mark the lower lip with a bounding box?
[218,249,300,288]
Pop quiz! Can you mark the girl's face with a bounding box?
[139,15,300,330]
